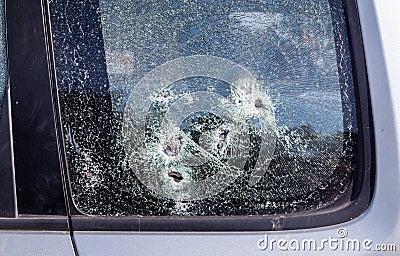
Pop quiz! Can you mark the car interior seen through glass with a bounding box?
[49,0,358,217]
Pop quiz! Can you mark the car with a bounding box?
[0,0,399,255]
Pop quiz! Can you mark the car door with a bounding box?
[10,0,398,255]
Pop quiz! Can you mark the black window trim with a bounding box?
[0,85,17,218]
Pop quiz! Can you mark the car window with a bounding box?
[49,0,358,216]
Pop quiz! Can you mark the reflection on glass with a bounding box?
[50,0,358,216]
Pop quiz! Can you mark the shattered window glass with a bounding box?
[0,0,7,116]
[49,0,358,216]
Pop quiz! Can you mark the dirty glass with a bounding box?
[49,0,358,216]
[0,0,7,116]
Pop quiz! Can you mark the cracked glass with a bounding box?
[49,0,358,216]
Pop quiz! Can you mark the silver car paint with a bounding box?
[0,0,397,255]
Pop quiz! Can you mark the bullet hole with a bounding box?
[217,130,229,150]
[168,171,183,182]
[254,98,264,108]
